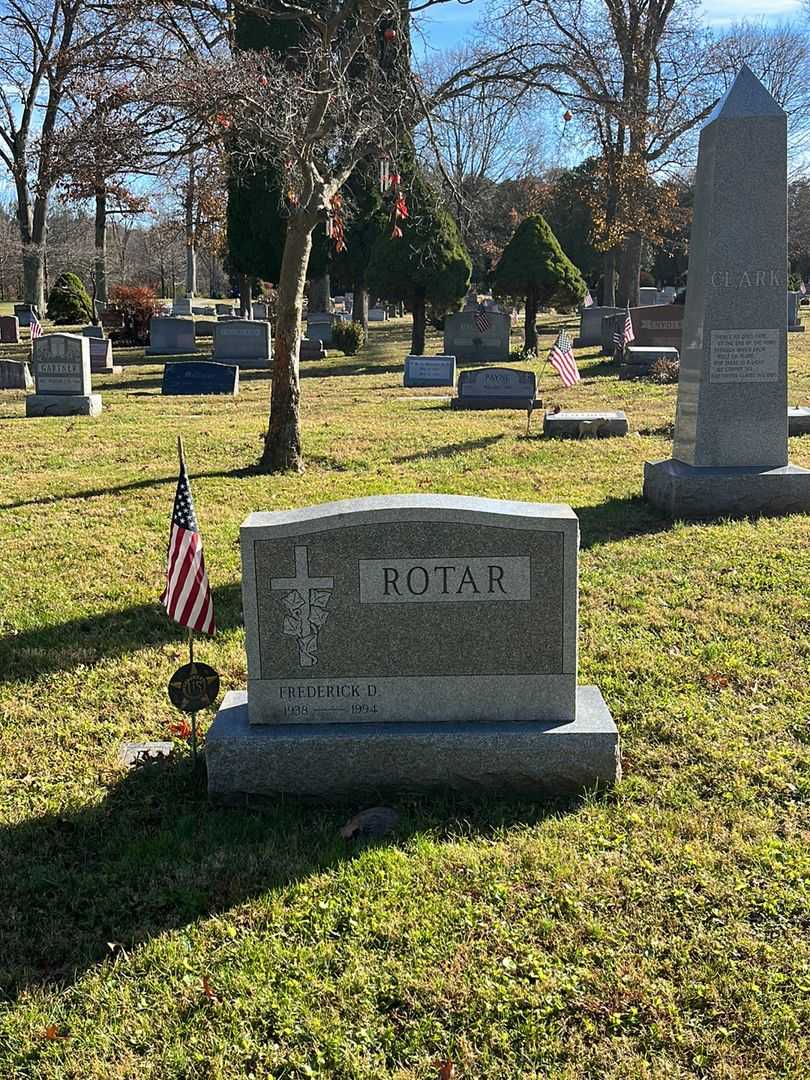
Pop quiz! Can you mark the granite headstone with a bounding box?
[205,495,620,800]
[451,367,540,411]
[0,315,20,344]
[213,319,272,367]
[403,355,456,387]
[27,333,101,416]
[162,361,239,396]
[574,306,620,348]
[0,359,33,389]
[146,317,197,356]
[444,310,511,363]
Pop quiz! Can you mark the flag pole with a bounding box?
[177,435,199,769]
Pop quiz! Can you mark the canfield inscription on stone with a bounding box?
[206,495,620,800]
[242,496,576,725]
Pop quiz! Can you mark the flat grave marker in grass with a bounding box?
[644,65,810,519]
[206,494,620,801]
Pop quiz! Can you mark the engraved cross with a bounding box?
[271,546,335,667]
[271,545,334,595]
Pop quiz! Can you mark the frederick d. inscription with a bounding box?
[709,329,780,383]
[359,556,531,603]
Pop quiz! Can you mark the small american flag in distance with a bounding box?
[161,457,216,635]
[548,329,581,388]
[614,302,635,351]
[474,303,492,332]
[30,311,43,340]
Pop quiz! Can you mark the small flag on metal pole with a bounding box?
[613,302,635,357]
[548,329,581,388]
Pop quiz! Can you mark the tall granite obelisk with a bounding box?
[644,66,810,519]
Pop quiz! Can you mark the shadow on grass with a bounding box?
[393,435,504,464]
[0,582,244,684]
[575,494,669,549]
[0,753,584,1000]
[0,464,260,511]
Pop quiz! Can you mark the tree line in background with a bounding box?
[2,0,810,471]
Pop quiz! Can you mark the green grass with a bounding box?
[0,314,808,1078]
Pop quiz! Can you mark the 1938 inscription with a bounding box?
[359,556,531,603]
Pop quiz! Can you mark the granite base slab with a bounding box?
[788,407,810,435]
[544,411,628,438]
[643,458,810,519]
[788,325,805,333]
[450,396,542,411]
[26,393,102,417]
[206,687,621,803]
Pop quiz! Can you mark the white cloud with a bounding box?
[700,0,802,25]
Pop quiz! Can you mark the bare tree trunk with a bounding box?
[353,285,368,335]
[618,231,642,307]
[239,273,252,317]
[95,188,108,304]
[411,290,426,354]
[185,154,197,297]
[261,212,314,472]
[602,250,617,306]
[524,285,538,353]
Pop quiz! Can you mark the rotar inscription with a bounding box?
[359,556,531,603]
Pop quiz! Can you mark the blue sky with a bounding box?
[416,0,804,54]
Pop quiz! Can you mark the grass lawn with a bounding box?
[0,313,808,1078]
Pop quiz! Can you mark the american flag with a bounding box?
[474,303,491,332]
[30,311,43,340]
[548,329,581,388]
[160,454,215,636]
[614,302,635,352]
[801,281,807,296]
[583,290,594,308]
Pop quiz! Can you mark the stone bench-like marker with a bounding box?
[621,345,679,379]
[788,407,810,435]
[451,366,541,413]
[0,359,33,390]
[146,317,198,356]
[205,494,620,802]
[0,315,20,344]
[213,319,272,368]
[27,333,101,417]
[162,361,239,396]
[544,410,629,438]
[403,355,456,387]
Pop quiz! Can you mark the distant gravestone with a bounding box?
[192,304,216,317]
[644,65,810,519]
[205,495,620,801]
[574,306,620,348]
[0,359,33,389]
[787,292,803,332]
[639,287,659,306]
[451,367,540,411]
[621,345,680,379]
[368,307,387,322]
[631,304,684,350]
[213,319,272,367]
[88,337,118,374]
[444,310,511,363]
[162,361,239,396]
[172,297,193,315]
[544,410,629,438]
[0,315,20,343]
[13,304,35,327]
[216,303,236,317]
[403,355,456,387]
[81,324,104,338]
[146,317,197,356]
[307,312,335,345]
[27,333,101,416]
[601,312,625,356]
[194,319,218,339]
[300,338,326,361]
[252,301,269,320]
[788,407,810,435]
